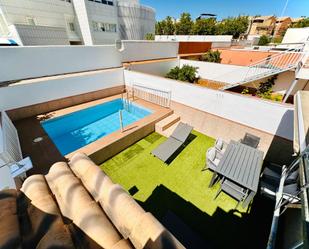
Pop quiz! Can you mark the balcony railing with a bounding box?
[0,111,22,165]
[131,84,171,108]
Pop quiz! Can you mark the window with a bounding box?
[69,22,75,31]
[26,17,36,26]
[92,21,116,32]
[89,0,113,6]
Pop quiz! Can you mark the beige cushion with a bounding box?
[21,175,59,215]
[111,239,133,249]
[98,184,145,238]
[46,161,122,248]
[130,213,185,249]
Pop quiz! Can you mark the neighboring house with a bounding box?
[274,17,292,38]
[248,15,276,36]
[291,17,305,26]
[0,0,155,46]
[155,35,233,54]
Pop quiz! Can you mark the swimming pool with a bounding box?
[41,98,152,155]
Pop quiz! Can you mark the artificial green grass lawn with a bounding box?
[100,131,273,248]
[101,131,246,215]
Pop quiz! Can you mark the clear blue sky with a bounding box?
[141,0,309,21]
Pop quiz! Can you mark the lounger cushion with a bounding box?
[152,138,183,162]
[170,122,193,143]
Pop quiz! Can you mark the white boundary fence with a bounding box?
[0,111,22,165]
[125,70,294,140]
[132,84,171,108]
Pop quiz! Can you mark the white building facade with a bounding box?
[0,0,155,45]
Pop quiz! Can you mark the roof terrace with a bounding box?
[0,42,308,248]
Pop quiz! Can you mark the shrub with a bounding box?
[256,76,277,99]
[258,35,270,46]
[273,36,283,44]
[201,50,222,63]
[145,33,155,40]
[241,88,250,95]
[166,65,198,83]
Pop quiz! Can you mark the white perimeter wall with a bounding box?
[0,68,124,111]
[124,70,294,140]
[282,28,309,44]
[0,45,122,83]
[155,35,233,42]
[128,59,179,76]
[121,41,179,62]
[180,59,272,85]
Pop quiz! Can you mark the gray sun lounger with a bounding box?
[152,122,193,162]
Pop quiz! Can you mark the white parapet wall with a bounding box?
[0,45,122,83]
[282,28,309,44]
[155,35,233,43]
[179,59,272,85]
[121,40,179,62]
[128,59,179,76]
[124,70,294,140]
[0,68,124,111]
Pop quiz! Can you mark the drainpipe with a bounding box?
[283,78,299,103]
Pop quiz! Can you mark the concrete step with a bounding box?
[161,121,181,137]
[155,114,180,133]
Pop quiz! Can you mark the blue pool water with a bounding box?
[41,98,152,155]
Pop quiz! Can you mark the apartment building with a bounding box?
[273,16,292,38]
[248,15,276,36]
[0,0,155,45]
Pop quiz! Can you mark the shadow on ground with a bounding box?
[138,184,274,249]
[166,134,197,165]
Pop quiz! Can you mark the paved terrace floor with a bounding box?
[14,95,171,175]
[101,132,274,249]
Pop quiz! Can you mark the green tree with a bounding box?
[155,17,175,35]
[201,50,222,63]
[292,17,309,28]
[258,35,270,46]
[215,16,249,38]
[145,33,155,40]
[163,16,175,35]
[166,65,198,83]
[155,21,164,35]
[175,13,194,35]
[192,18,216,35]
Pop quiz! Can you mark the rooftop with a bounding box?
[0,41,309,248]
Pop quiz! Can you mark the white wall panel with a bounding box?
[124,70,294,140]
[0,45,122,82]
[121,41,179,62]
[0,68,124,110]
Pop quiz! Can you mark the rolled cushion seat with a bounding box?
[21,175,59,215]
[46,161,123,249]
[70,153,113,201]
[69,153,145,238]
[130,213,185,249]
[99,184,145,238]
[69,153,184,249]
